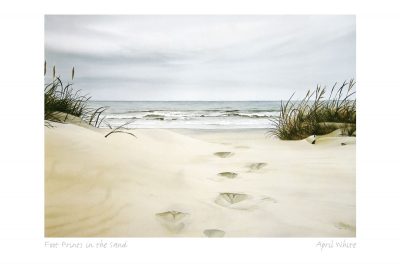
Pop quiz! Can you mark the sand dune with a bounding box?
[45,123,355,237]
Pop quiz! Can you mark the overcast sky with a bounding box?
[45,15,355,101]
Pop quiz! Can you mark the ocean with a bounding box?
[88,101,282,129]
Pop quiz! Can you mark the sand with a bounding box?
[45,122,356,237]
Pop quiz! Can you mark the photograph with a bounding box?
[44,15,356,237]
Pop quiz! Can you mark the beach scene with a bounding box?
[45,15,356,237]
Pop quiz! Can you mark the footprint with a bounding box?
[214,152,234,158]
[235,145,249,149]
[261,196,277,203]
[248,162,267,172]
[215,192,249,208]
[218,172,238,179]
[214,192,262,210]
[155,210,189,233]
[220,193,248,204]
[156,210,187,222]
[334,222,356,232]
[203,229,225,237]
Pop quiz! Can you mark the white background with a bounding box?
[0,0,400,266]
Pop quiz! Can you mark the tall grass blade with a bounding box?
[269,80,356,140]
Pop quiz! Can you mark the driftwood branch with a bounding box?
[104,120,136,138]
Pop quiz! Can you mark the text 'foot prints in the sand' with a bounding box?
[203,229,225,237]
[155,210,189,233]
[248,162,267,172]
[334,222,356,233]
[218,172,238,179]
[214,152,234,158]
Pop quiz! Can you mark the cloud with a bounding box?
[45,15,355,100]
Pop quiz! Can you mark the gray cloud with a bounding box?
[45,15,355,101]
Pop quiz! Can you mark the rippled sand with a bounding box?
[45,123,355,237]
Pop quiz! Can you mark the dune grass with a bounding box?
[44,64,136,137]
[44,65,107,128]
[270,79,356,140]
[45,77,87,120]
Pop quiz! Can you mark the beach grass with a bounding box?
[45,77,89,120]
[270,79,356,140]
[44,66,107,127]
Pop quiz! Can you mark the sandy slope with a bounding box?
[45,123,355,237]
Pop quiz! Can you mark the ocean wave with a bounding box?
[88,101,281,129]
[225,113,270,118]
[143,114,165,121]
[143,114,164,118]
[247,109,279,113]
[107,116,138,120]
[106,112,278,120]
[108,108,279,114]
